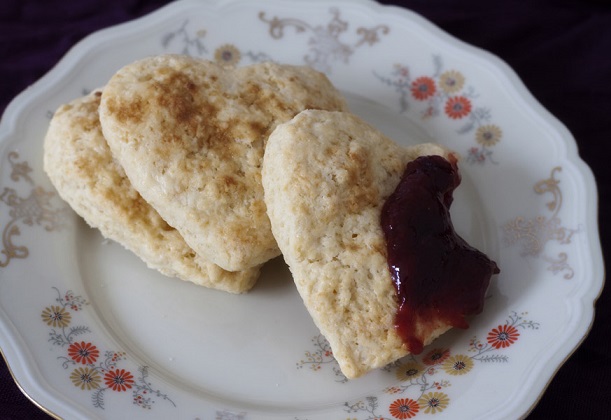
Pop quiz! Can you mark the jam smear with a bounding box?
[381,155,499,354]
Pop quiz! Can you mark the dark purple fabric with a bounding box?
[1,1,609,419]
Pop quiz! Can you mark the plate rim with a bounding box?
[0,0,605,418]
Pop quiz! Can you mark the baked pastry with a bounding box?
[262,109,492,378]
[99,55,348,271]
[43,90,261,293]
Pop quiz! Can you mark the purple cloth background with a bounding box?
[1,0,609,418]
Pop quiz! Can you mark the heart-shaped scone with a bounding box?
[262,110,498,378]
[99,55,347,272]
[44,90,260,293]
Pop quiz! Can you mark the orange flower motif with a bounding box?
[389,398,420,419]
[422,348,450,366]
[104,368,134,392]
[410,76,437,100]
[68,341,99,365]
[487,324,520,349]
[444,96,472,119]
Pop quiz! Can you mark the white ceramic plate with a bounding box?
[0,0,603,419]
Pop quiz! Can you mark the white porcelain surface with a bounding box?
[0,1,603,419]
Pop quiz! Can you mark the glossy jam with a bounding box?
[381,155,499,354]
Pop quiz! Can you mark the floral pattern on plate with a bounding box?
[339,311,538,419]
[296,311,538,418]
[375,56,503,165]
[41,287,176,411]
[163,20,276,65]
[296,334,348,383]
[163,6,390,74]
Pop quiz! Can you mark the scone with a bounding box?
[43,90,260,294]
[262,110,497,378]
[99,55,348,271]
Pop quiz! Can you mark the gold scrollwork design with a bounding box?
[502,167,579,279]
[8,151,33,184]
[259,8,389,73]
[0,152,69,268]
